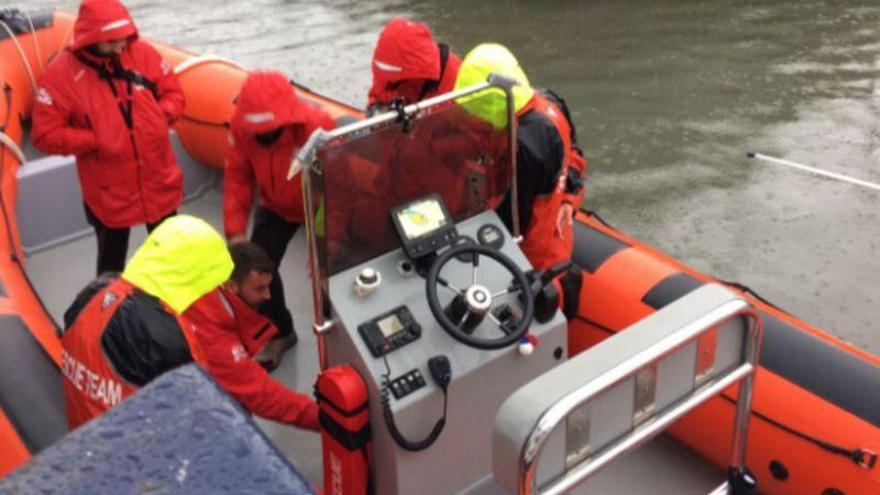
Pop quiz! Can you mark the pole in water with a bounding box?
[746,151,880,193]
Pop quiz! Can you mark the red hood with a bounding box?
[70,0,139,52]
[368,18,440,104]
[231,70,306,135]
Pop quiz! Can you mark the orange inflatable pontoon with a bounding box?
[571,211,880,494]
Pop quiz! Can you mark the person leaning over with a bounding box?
[183,242,320,431]
[224,70,335,370]
[60,215,233,429]
[454,43,587,318]
[32,0,185,275]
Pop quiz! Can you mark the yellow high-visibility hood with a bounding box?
[454,43,534,130]
[122,215,233,314]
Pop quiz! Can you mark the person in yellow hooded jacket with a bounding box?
[454,43,586,318]
[60,215,233,429]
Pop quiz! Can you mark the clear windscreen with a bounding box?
[308,92,513,278]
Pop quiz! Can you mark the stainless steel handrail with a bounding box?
[708,482,735,495]
[291,76,520,371]
[518,300,763,495]
[300,162,333,371]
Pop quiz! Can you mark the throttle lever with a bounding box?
[520,261,573,324]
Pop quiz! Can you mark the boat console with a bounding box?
[296,79,763,494]
[297,79,568,493]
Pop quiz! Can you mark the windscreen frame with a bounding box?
[295,75,520,370]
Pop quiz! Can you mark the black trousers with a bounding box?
[250,207,299,339]
[85,205,175,276]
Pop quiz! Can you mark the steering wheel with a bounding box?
[425,244,534,349]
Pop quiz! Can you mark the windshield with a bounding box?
[308,92,513,278]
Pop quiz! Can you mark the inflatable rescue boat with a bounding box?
[0,8,878,495]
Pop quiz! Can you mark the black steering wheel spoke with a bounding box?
[456,308,472,328]
[486,310,508,334]
[437,275,464,296]
[470,251,481,286]
[492,282,522,299]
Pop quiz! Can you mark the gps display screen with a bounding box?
[395,197,448,240]
[391,194,459,259]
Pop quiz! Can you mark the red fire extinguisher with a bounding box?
[315,365,371,495]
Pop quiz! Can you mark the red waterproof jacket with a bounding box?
[31,0,184,228]
[184,288,320,430]
[368,18,461,106]
[224,71,335,238]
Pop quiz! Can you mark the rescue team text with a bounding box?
[61,350,123,407]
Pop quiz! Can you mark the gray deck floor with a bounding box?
[26,188,723,493]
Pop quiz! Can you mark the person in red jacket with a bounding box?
[32,0,185,275]
[367,17,461,114]
[183,242,319,430]
[224,70,335,370]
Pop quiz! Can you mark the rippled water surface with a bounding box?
[17,0,880,353]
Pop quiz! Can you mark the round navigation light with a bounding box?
[359,268,379,284]
[354,267,382,298]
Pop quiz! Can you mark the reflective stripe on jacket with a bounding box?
[368,18,461,106]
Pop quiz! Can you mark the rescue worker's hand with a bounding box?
[228,234,248,245]
[556,203,574,238]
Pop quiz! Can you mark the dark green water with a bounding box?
[22,0,880,353]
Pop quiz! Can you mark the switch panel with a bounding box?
[389,369,427,400]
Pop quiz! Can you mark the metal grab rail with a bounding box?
[501,286,763,495]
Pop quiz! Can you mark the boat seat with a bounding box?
[16,131,216,254]
[0,364,315,495]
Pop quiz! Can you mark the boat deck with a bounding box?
[26,187,725,493]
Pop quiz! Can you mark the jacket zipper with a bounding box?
[123,79,149,222]
[129,132,149,221]
[269,147,276,195]
[93,59,150,221]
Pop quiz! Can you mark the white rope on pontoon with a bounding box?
[22,9,45,74]
[0,19,39,94]
[174,55,246,76]
[0,131,26,164]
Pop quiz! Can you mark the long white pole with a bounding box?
[746,151,880,192]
